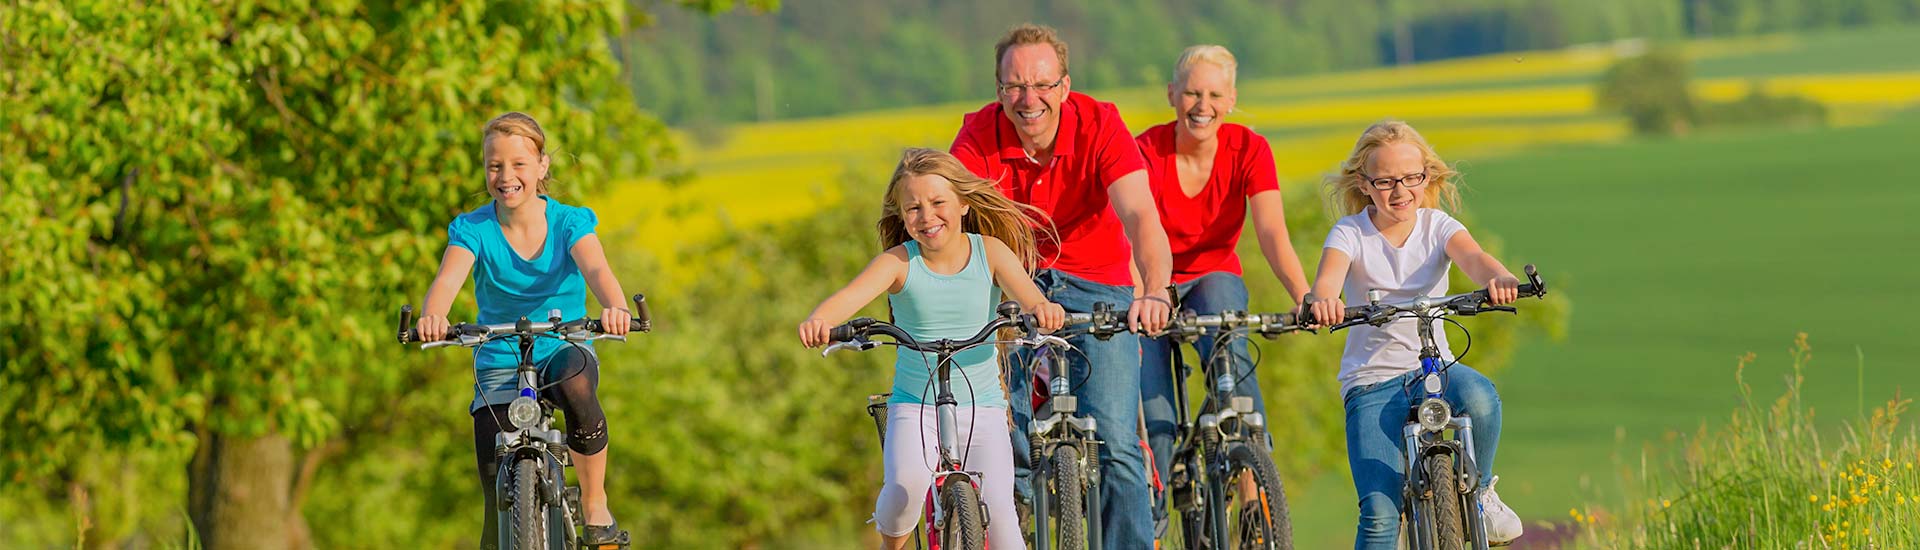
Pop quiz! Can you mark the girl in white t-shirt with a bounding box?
[1305,120,1526,549]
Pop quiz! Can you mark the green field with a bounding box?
[1282,113,1920,547]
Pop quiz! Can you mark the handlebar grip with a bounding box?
[398,305,415,344]
[632,294,653,332]
[829,317,876,343]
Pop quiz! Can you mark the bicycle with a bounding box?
[1314,265,1546,550]
[829,301,1046,550]
[1018,303,1130,550]
[396,294,651,550]
[1154,306,1306,550]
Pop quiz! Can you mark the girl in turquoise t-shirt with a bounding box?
[798,148,1065,550]
[414,112,633,547]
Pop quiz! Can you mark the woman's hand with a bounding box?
[417,314,450,342]
[1486,275,1521,306]
[600,307,631,336]
[1309,294,1347,327]
[1033,301,1066,333]
[798,318,834,348]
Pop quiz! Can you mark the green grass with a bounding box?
[1464,117,1920,524]
[1694,24,1920,78]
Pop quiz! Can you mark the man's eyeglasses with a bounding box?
[1362,171,1428,191]
[998,75,1067,97]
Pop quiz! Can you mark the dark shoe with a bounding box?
[582,521,630,550]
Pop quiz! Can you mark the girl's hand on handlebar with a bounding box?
[601,307,632,336]
[798,318,834,349]
[417,314,450,342]
[1310,295,1347,327]
[1034,301,1066,333]
[1486,275,1521,306]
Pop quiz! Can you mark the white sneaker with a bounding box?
[1479,476,1523,545]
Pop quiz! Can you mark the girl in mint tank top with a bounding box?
[798,149,1064,550]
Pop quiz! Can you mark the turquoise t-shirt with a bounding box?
[887,233,1008,409]
[446,196,598,371]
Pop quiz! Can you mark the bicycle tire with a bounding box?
[1050,445,1087,550]
[939,478,988,550]
[509,456,546,550]
[1224,440,1291,550]
[1420,453,1465,550]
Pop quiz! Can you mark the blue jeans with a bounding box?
[1139,272,1269,517]
[1344,364,1503,550]
[1007,269,1154,548]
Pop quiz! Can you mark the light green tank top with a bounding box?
[887,233,1007,409]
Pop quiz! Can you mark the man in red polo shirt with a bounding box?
[949,23,1171,548]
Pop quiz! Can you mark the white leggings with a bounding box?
[875,403,1024,549]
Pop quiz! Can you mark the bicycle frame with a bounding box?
[1156,302,1302,550]
[399,294,649,550]
[1401,309,1489,550]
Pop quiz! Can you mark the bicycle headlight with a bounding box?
[1417,398,1452,433]
[507,396,542,430]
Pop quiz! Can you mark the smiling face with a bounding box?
[483,133,549,209]
[1363,141,1428,225]
[1168,61,1236,143]
[997,43,1070,150]
[895,173,971,251]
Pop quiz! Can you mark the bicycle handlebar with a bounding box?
[824,301,1037,357]
[1312,265,1547,332]
[396,294,653,348]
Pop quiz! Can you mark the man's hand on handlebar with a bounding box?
[1130,288,1173,335]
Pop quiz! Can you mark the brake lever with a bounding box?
[821,339,878,357]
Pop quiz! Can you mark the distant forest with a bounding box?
[619,0,1920,124]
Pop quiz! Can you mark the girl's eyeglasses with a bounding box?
[1363,171,1428,191]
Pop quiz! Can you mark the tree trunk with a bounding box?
[189,431,310,550]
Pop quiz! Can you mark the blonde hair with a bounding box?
[1173,44,1237,87]
[1323,120,1462,216]
[482,112,552,194]
[879,148,1055,269]
[994,23,1070,81]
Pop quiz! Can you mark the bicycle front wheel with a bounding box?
[1223,440,1292,550]
[939,479,988,550]
[1049,444,1088,550]
[508,456,547,550]
[1413,453,1465,550]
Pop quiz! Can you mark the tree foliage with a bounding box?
[0,0,736,545]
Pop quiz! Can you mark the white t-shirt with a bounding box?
[1324,207,1468,396]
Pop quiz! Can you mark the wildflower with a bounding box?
[1884,458,1894,470]
[1810,494,1820,502]
[1661,499,1671,508]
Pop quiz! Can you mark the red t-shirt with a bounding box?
[949,92,1147,286]
[1134,122,1280,284]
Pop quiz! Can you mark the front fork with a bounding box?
[1403,418,1489,550]
[1029,396,1103,550]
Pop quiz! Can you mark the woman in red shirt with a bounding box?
[1136,44,1312,523]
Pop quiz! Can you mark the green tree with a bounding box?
[1598,48,1698,136]
[1,1,765,547]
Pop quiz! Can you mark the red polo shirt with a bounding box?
[949,92,1146,286]
[1134,122,1280,284]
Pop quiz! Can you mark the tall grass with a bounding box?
[1578,334,1920,548]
